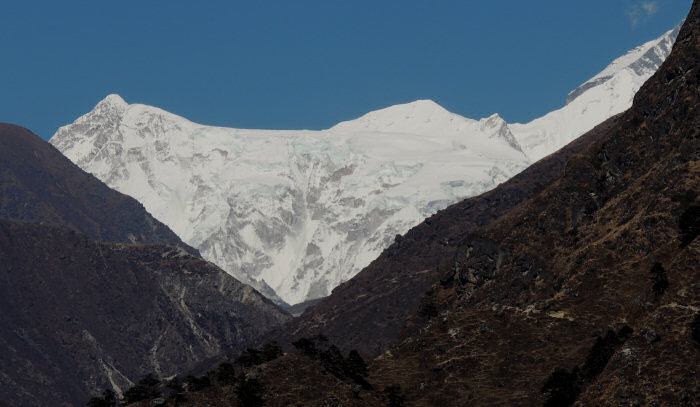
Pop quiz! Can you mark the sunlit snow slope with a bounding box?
[51,25,678,305]
[510,25,679,161]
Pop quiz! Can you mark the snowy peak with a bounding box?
[331,100,525,156]
[84,93,128,121]
[566,24,681,105]
[511,25,678,162]
[332,99,466,133]
[479,113,523,153]
[100,93,127,108]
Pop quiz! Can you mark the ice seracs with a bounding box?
[50,24,679,305]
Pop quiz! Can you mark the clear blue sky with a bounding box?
[0,0,692,140]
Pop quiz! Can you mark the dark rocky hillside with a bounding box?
[366,2,700,404]
[150,1,699,405]
[0,219,290,407]
[0,123,196,254]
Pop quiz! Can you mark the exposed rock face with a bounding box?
[0,219,290,407]
[0,123,196,255]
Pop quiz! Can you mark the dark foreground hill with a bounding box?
[0,125,291,406]
[148,1,699,405]
[0,219,290,406]
[0,123,196,254]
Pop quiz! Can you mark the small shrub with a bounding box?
[691,313,700,343]
[236,348,264,367]
[86,388,117,407]
[215,362,237,385]
[292,334,328,358]
[384,385,405,407]
[345,350,369,378]
[235,374,264,407]
[260,342,283,362]
[184,374,211,392]
[319,344,345,378]
[650,262,668,297]
[122,374,160,403]
[581,326,632,379]
[418,298,438,318]
[582,330,620,379]
[541,367,580,407]
[236,342,284,368]
[165,377,187,403]
[679,205,700,246]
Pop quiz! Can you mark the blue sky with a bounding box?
[0,0,692,140]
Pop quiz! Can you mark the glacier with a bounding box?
[50,25,678,305]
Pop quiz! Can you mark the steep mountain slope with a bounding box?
[51,98,529,305]
[0,123,195,254]
[158,3,698,405]
[0,219,290,407]
[511,24,680,162]
[364,4,699,405]
[50,26,678,306]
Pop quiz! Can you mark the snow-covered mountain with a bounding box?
[511,25,680,161]
[50,25,678,305]
[51,97,528,305]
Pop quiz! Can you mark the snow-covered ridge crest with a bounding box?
[566,24,681,105]
[510,24,680,162]
[51,24,678,305]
